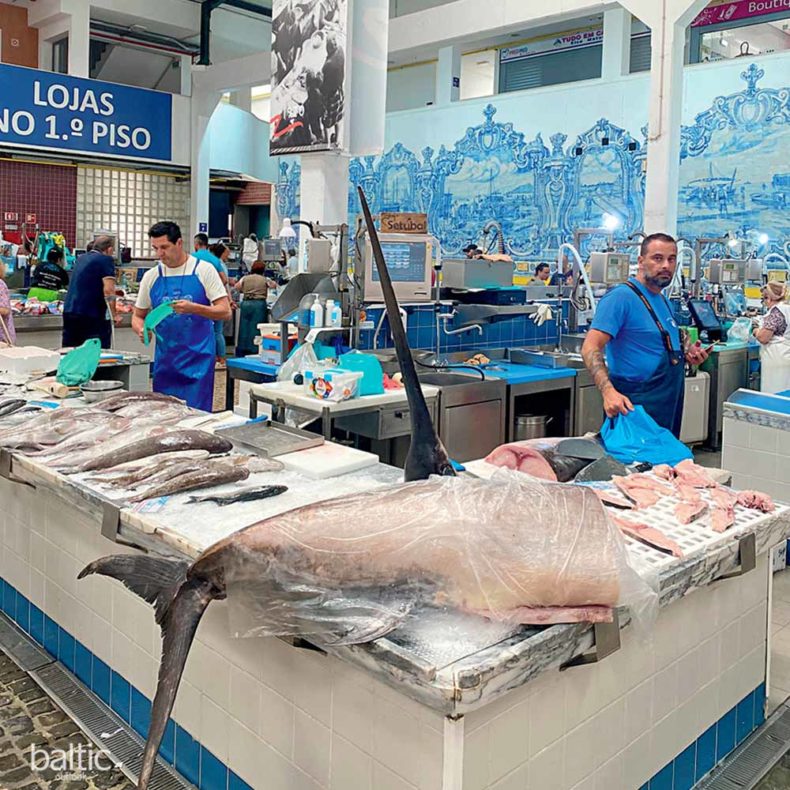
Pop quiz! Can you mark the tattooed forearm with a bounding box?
[582,348,613,394]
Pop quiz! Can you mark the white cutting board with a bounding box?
[277,442,379,479]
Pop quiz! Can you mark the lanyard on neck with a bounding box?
[624,281,679,364]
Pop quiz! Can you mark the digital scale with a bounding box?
[708,259,746,286]
[589,252,630,285]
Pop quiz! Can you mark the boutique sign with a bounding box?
[692,0,790,26]
[0,63,172,161]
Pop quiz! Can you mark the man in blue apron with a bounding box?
[132,222,231,412]
[581,233,710,438]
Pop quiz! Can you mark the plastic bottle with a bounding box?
[326,299,342,328]
[309,294,324,328]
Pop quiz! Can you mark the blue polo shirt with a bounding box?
[591,277,681,381]
[193,249,224,275]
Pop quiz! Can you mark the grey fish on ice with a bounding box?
[128,461,250,502]
[187,485,289,506]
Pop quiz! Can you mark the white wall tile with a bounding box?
[621,731,652,790]
[332,670,375,752]
[562,666,602,732]
[91,613,112,664]
[651,662,678,724]
[29,569,45,609]
[183,638,230,709]
[373,762,418,790]
[259,683,295,759]
[742,449,777,482]
[173,679,202,736]
[330,734,372,790]
[593,753,623,790]
[488,703,529,783]
[749,424,779,452]
[564,717,600,789]
[294,709,331,786]
[597,699,625,764]
[201,696,231,762]
[462,723,489,790]
[373,697,433,788]
[111,629,134,682]
[740,603,768,657]
[490,762,529,790]
[262,637,299,702]
[694,681,720,734]
[723,417,750,448]
[624,680,653,745]
[676,646,702,702]
[526,739,564,790]
[230,666,261,734]
[293,650,332,727]
[527,675,564,757]
[227,719,264,788]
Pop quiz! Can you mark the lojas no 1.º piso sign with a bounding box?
[0,63,172,161]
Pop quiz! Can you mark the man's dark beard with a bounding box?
[645,273,672,289]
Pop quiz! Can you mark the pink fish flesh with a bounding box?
[736,490,775,513]
[675,501,708,524]
[612,476,660,509]
[612,515,684,558]
[673,459,716,488]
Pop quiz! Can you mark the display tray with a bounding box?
[216,420,325,457]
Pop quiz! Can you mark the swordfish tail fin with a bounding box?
[78,556,220,790]
[357,187,454,481]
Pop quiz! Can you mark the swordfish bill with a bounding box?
[357,186,454,481]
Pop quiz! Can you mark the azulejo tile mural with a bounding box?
[276,62,789,261]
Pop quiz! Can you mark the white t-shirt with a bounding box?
[135,256,227,311]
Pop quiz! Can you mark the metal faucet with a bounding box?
[438,311,484,336]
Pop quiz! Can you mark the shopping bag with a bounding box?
[600,405,692,466]
[56,339,102,386]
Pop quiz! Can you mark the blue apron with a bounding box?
[608,282,686,438]
[149,260,215,412]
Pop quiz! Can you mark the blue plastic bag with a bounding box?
[600,405,692,466]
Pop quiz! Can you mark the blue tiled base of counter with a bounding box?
[0,577,251,790]
[639,683,767,790]
[1,575,768,790]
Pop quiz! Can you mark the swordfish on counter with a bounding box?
[78,187,645,790]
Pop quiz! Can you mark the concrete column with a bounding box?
[230,89,253,113]
[189,86,221,236]
[620,0,709,234]
[180,55,193,97]
[67,0,90,77]
[297,154,350,270]
[435,44,461,105]
[601,7,631,80]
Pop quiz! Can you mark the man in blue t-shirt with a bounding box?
[193,233,230,366]
[62,235,118,349]
[581,233,710,437]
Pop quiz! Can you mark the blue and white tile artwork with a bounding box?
[276,61,789,264]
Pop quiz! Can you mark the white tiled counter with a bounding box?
[0,452,788,790]
[722,389,790,503]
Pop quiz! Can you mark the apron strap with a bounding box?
[624,281,679,363]
[191,257,200,276]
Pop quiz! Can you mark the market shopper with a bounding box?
[235,261,274,357]
[133,221,231,411]
[581,233,710,437]
[62,236,119,349]
[754,281,790,394]
[209,242,233,366]
[534,263,551,283]
[0,260,16,346]
[28,247,69,302]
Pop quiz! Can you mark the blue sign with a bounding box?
[0,63,172,161]
[452,76,460,88]
[198,222,208,233]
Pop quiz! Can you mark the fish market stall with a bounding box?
[0,397,788,790]
[13,313,143,354]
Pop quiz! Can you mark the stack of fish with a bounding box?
[0,391,288,506]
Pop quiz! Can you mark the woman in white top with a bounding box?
[754,281,790,394]
[241,234,259,271]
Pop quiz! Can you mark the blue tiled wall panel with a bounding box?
[0,576,770,790]
[648,687,767,789]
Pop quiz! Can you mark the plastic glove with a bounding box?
[532,303,554,327]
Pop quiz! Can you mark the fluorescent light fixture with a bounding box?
[602,213,620,231]
[728,237,739,248]
[758,233,770,245]
[279,217,297,239]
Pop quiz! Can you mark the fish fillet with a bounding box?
[612,476,660,509]
[624,473,675,496]
[653,464,676,481]
[612,516,683,558]
[594,489,634,509]
[674,459,716,488]
[711,507,735,533]
[673,482,702,504]
[675,501,708,524]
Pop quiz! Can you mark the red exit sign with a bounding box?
[4,212,19,222]
[25,213,37,224]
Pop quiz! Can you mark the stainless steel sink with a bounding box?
[417,372,484,386]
